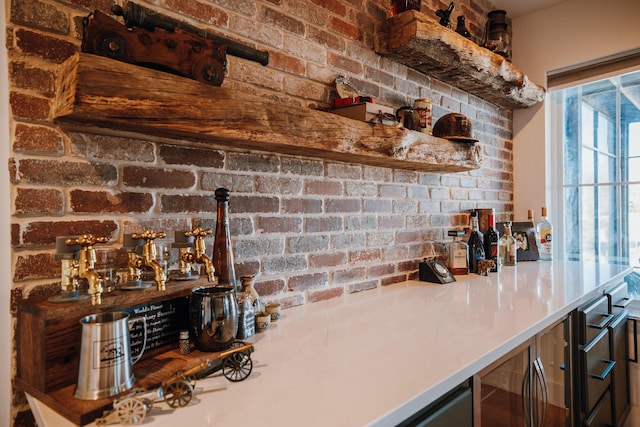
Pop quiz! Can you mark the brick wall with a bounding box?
[6,0,512,424]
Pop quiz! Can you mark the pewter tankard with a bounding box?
[190,285,238,351]
[75,311,147,400]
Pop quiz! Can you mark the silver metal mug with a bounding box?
[75,311,147,400]
[190,286,238,351]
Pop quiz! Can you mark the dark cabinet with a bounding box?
[608,282,631,427]
[609,312,630,426]
[575,281,631,427]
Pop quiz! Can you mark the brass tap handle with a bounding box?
[66,234,109,247]
[131,230,167,241]
[185,228,212,238]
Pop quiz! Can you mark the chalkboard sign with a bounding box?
[124,297,190,355]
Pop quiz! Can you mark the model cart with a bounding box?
[96,341,254,426]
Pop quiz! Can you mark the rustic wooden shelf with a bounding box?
[375,10,546,109]
[52,53,481,173]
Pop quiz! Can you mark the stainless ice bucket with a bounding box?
[190,285,238,351]
[74,311,147,400]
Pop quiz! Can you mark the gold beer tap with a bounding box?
[67,234,109,305]
[184,228,215,281]
[130,230,167,291]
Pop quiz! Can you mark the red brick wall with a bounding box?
[6,0,512,424]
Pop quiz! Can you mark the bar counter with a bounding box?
[27,261,632,426]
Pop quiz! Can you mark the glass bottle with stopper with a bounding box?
[499,222,517,267]
[213,188,238,292]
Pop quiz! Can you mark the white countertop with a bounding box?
[28,261,632,427]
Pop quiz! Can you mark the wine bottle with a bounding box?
[483,213,500,272]
[537,207,553,261]
[468,211,485,274]
[213,188,238,292]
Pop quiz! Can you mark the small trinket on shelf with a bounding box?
[241,274,262,312]
[455,16,471,39]
[179,330,191,355]
[436,2,455,28]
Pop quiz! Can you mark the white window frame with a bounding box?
[548,58,640,266]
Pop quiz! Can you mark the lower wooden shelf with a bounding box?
[52,53,481,173]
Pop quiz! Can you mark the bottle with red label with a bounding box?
[483,213,500,272]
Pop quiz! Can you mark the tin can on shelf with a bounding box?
[413,98,432,134]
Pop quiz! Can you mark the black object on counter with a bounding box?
[419,258,456,284]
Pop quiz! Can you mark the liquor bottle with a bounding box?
[537,207,553,261]
[499,222,517,267]
[468,211,485,274]
[483,213,500,272]
[213,188,238,292]
[446,229,469,275]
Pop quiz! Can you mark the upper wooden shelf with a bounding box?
[375,10,546,109]
[52,53,481,174]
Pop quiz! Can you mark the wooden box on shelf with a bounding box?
[15,280,204,395]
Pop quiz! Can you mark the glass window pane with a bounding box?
[630,183,640,264]
[628,158,640,182]
[582,104,594,148]
[596,113,616,154]
[629,123,640,157]
[580,186,596,262]
[597,153,615,184]
[581,147,594,183]
[596,185,616,263]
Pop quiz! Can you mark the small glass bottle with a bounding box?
[483,213,500,272]
[468,211,485,274]
[213,188,238,292]
[499,222,517,267]
[446,229,468,275]
[236,292,255,339]
[537,207,553,261]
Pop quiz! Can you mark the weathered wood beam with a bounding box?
[375,10,545,109]
[53,53,481,173]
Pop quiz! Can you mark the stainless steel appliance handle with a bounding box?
[614,297,631,308]
[631,318,638,363]
[590,359,616,380]
[533,358,548,427]
[522,364,532,427]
